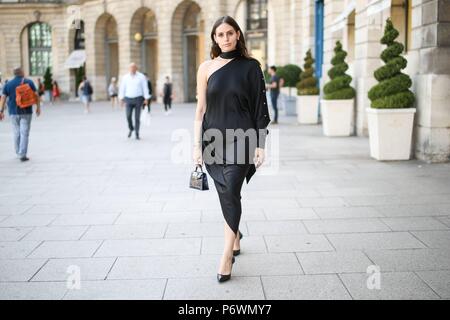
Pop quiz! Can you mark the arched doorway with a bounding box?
[94,13,118,99]
[130,8,158,95]
[68,20,85,97]
[172,1,204,102]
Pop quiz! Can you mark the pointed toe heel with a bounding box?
[217,273,231,283]
[217,257,235,283]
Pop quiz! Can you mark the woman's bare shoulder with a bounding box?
[199,60,214,71]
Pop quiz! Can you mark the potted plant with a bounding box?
[43,67,53,102]
[367,18,416,160]
[296,50,320,124]
[277,64,302,116]
[321,41,356,136]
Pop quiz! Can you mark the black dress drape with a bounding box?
[201,56,271,234]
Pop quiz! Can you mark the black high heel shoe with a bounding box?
[233,231,243,256]
[217,257,235,283]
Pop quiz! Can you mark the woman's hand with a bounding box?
[254,147,265,169]
[193,144,203,166]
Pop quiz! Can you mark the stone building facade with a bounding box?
[0,0,448,162]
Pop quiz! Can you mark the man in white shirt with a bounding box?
[119,63,150,140]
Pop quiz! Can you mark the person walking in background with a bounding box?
[266,66,282,125]
[52,81,60,104]
[161,76,174,115]
[37,78,45,105]
[78,76,93,114]
[108,77,119,109]
[143,73,153,114]
[119,62,150,140]
[0,67,41,162]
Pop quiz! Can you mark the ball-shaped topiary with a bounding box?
[277,64,302,88]
[368,18,415,109]
[323,41,355,100]
[297,49,319,96]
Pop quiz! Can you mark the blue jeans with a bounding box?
[270,92,279,122]
[10,114,32,158]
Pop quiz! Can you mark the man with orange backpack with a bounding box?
[0,67,41,162]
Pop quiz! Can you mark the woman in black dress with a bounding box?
[193,16,271,283]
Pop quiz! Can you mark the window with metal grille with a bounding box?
[29,22,52,76]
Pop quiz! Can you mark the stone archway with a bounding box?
[130,8,158,95]
[68,20,85,97]
[171,0,205,102]
[94,13,118,100]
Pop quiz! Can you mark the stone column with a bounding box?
[353,0,385,136]
[301,0,315,59]
[413,0,450,162]
[322,0,345,86]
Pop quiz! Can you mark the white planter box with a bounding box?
[321,99,354,136]
[366,108,416,161]
[284,95,297,116]
[297,95,319,124]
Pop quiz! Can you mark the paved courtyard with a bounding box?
[0,100,449,300]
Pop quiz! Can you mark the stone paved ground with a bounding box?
[0,100,449,300]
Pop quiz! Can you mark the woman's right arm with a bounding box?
[193,61,208,165]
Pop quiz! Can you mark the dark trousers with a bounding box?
[163,96,172,111]
[145,100,152,113]
[270,92,279,122]
[125,97,144,135]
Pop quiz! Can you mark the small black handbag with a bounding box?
[189,165,209,191]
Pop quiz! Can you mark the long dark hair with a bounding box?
[210,16,257,64]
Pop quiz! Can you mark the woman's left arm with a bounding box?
[249,61,271,167]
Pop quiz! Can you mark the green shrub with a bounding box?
[323,41,355,100]
[43,67,53,91]
[368,18,415,109]
[297,50,319,95]
[277,64,302,88]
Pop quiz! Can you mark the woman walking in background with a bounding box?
[161,76,174,115]
[52,81,60,104]
[192,16,270,283]
[37,78,45,106]
[108,77,119,109]
[78,76,93,114]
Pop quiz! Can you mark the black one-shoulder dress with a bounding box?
[201,55,271,235]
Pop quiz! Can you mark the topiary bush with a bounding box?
[43,67,53,91]
[276,64,301,98]
[297,49,319,95]
[368,18,415,109]
[277,64,302,88]
[323,41,355,100]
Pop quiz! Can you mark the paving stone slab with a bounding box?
[164,276,264,300]
[28,240,103,259]
[261,275,352,300]
[339,272,440,300]
[265,235,334,253]
[31,257,116,282]
[94,238,201,257]
[296,251,374,274]
[63,279,166,300]
[327,232,427,250]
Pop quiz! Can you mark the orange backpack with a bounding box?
[16,79,37,108]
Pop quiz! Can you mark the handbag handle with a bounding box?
[194,164,203,172]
